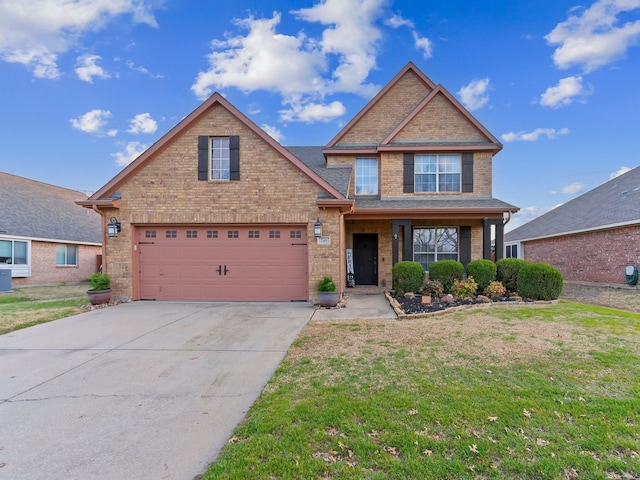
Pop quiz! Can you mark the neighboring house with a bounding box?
[505,166,640,284]
[78,62,518,302]
[0,172,102,287]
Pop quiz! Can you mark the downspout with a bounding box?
[91,205,107,273]
[503,211,512,227]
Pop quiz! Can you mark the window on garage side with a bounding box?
[56,244,77,266]
[413,227,458,270]
[0,239,28,265]
[198,135,240,181]
[355,158,378,195]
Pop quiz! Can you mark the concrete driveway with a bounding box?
[0,301,312,480]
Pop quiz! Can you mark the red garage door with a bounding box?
[137,225,308,301]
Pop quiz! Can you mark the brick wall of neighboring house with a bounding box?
[522,225,640,284]
[101,104,342,301]
[12,241,100,286]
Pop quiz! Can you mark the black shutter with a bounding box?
[403,153,414,193]
[459,226,472,267]
[461,152,473,192]
[197,136,208,181]
[229,135,240,181]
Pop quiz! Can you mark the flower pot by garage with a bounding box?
[87,289,111,305]
[318,291,340,307]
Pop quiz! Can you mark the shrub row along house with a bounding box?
[505,165,640,285]
[78,62,519,303]
[0,172,102,287]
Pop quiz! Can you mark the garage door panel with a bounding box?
[137,225,308,301]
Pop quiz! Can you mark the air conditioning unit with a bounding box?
[0,267,11,292]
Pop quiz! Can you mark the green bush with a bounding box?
[428,260,464,294]
[316,276,336,292]
[88,272,110,291]
[517,263,563,300]
[465,259,497,293]
[496,258,529,293]
[392,261,425,296]
[451,276,478,299]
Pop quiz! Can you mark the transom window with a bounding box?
[413,227,458,270]
[210,137,230,180]
[355,158,378,195]
[0,239,28,265]
[56,244,77,266]
[415,154,461,192]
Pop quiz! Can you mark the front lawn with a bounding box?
[0,284,89,334]
[204,302,640,479]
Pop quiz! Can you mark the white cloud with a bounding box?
[501,127,569,142]
[546,0,640,72]
[0,0,159,79]
[75,54,110,83]
[127,113,157,134]
[280,100,347,123]
[191,0,387,122]
[458,78,490,111]
[384,14,414,29]
[610,165,632,178]
[539,76,590,107]
[412,31,433,59]
[112,141,147,166]
[70,109,112,134]
[261,124,284,142]
[551,182,585,195]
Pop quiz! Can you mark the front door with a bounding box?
[353,234,378,286]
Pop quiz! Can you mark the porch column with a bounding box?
[482,218,504,261]
[392,219,412,265]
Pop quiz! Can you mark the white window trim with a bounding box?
[412,227,459,270]
[414,154,462,193]
[354,157,378,195]
[0,237,32,277]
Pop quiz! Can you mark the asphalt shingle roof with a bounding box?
[0,172,102,244]
[506,166,640,242]
[355,197,519,211]
[286,146,352,197]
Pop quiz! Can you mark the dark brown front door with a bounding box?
[353,234,378,286]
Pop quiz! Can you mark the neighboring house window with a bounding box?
[414,154,461,192]
[355,158,378,195]
[506,244,518,259]
[56,244,78,266]
[198,135,240,181]
[413,227,458,270]
[0,239,28,265]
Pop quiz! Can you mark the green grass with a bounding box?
[0,284,89,334]
[204,303,640,479]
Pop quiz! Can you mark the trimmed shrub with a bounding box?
[451,276,478,299]
[496,258,529,293]
[392,261,425,296]
[428,260,464,294]
[517,263,564,300]
[465,259,497,293]
[485,280,507,298]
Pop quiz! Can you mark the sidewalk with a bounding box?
[311,292,397,321]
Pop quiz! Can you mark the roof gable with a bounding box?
[88,93,345,201]
[506,166,640,242]
[326,62,436,148]
[0,172,101,243]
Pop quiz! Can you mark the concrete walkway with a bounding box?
[0,301,312,480]
[311,292,397,321]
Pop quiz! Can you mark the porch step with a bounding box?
[345,286,387,295]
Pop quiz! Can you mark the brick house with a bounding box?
[78,62,518,302]
[505,166,640,284]
[0,172,102,287]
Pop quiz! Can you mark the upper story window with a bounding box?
[0,239,28,265]
[415,154,461,193]
[56,244,78,266]
[355,158,378,195]
[198,135,240,181]
[210,137,230,180]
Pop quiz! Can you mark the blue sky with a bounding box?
[1,0,639,231]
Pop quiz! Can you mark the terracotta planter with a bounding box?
[318,291,339,307]
[87,289,111,305]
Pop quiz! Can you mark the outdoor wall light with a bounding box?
[314,217,322,237]
[107,217,122,238]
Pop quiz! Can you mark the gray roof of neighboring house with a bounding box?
[505,166,640,243]
[355,197,519,211]
[0,172,102,244]
[285,146,352,197]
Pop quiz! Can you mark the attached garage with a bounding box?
[135,225,308,301]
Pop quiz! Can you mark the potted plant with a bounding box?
[87,272,111,305]
[317,275,339,307]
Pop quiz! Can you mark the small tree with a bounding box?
[392,261,425,296]
[428,260,464,294]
